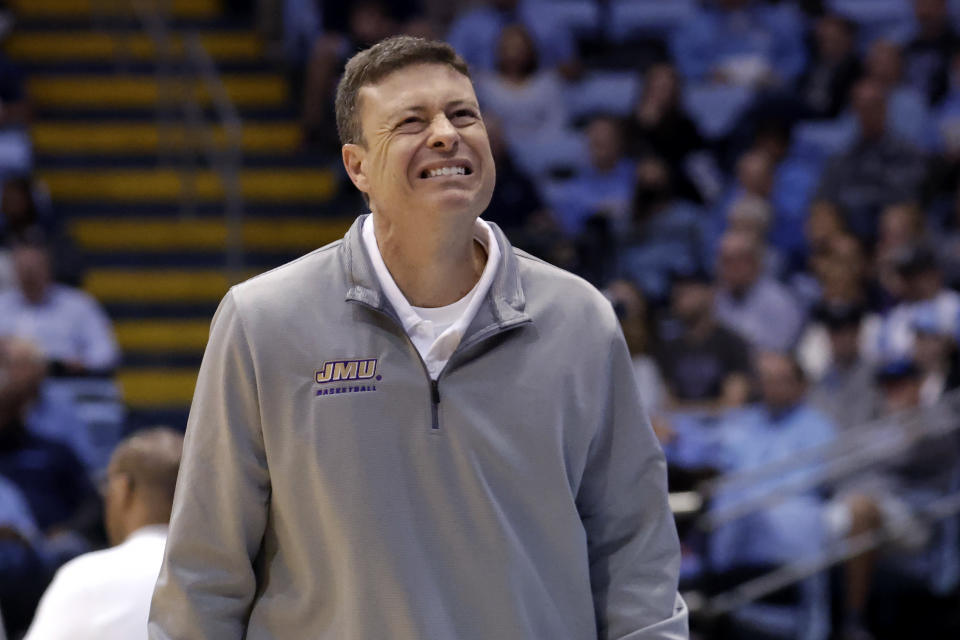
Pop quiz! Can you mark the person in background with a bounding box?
[0,476,47,639]
[24,428,183,640]
[808,303,882,429]
[604,279,666,416]
[617,156,705,304]
[905,0,959,106]
[446,0,579,79]
[910,311,960,405]
[0,233,119,376]
[653,266,751,413]
[624,63,706,203]
[795,12,861,120]
[0,338,98,541]
[861,38,933,148]
[713,229,805,352]
[551,115,636,237]
[868,244,960,364]
[817,79,927,242]
[474,24,569,153]
[671,0,806,89]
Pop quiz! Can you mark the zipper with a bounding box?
[347,298,529,434]
[430,379,441,431]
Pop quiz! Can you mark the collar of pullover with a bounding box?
[342,214,531,345]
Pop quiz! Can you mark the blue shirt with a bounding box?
[446,0,576,73]
[715,277,805,352]
[0,284,120,371]
[671,1,806,83]
[550,159,637,236]
[709,403,837,570]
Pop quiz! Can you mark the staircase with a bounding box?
[6,0,361,427]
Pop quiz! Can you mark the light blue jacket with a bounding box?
[149,216,687,639]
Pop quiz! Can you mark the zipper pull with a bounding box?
[431,379,440,405]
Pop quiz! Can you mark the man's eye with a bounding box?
[397,117,424,130]
[451,110,478,124]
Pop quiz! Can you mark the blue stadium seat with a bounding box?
[681,83,754,140]
[562,71,640,120]
[606,0,696,42]
[527,0,600,38]
[827,0,914,45]
[510,129,589,177]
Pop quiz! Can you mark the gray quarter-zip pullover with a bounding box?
[149,215,688,639]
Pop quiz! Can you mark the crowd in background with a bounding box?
[1,0,960,638]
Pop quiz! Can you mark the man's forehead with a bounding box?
[359,64,477,115]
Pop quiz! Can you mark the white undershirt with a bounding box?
[361,215,500,379]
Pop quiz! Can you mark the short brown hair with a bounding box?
[110,427,183,509]
[335,36,470,146]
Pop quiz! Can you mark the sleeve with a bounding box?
[149,289,271,639]
[576,326,688,639]
[75,293,121,371]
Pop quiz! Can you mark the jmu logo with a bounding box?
[315,358,378,383]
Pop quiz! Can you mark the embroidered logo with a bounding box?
[315,358,380,396]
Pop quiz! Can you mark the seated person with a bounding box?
[25,428,183,640]
[0,233,119,376]
[671,0,806,88]
[0,338,99,546]
[0,477,48,638]
[653,266,751,414]
[446,0,578,78]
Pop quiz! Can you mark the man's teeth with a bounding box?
[426,166,467,178]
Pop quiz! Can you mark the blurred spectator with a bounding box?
[24,428,183,640]
[0,476,47,638]
[480,120,559,260]
[653,267,751,412]
[796,13,861,119]
[707,352,836,639]
[933,182,960,287]
[550,115,636,236]
[617,156,704,303]
[0,236,120,375]
[623,63,706,202]
[875,201,928,296]
[911,310,960,405]
[604,279,665,415]
[0,50,30,178]
[934,50,960,158]
[301,1,407,148]
[714,229,805,352]
[905,0,959,106]
[671,0,806,88]
[0,177,53,246]
[475,24,569,151]
[828,359,960,636]
[808,303,882,429]
[817,79,927,241]
[867,244,960,363]
[862,38,934,148]
[446,0,579,78]
[0,338,98,540]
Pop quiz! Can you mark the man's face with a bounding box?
[671,281,712,323]
[343,64,496,225]
[13,245,52,302]
[586,118,622,172]
[757,352,804,411]
[717,234,759,292]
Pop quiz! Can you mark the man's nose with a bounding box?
[426,114,458,151]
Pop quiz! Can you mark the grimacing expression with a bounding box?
[344,63,496,221]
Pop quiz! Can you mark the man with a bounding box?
[816,79,927,241]
[150,36,687,639]
[713,229,805,352]
[654,267,751,413]
[23,428,182,640]
[0,235,120,376]
[808,303,882,430]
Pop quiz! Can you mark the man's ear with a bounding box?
[342,143,369,194]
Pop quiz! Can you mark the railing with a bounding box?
[686,388,960,618]
[129,0,246,280]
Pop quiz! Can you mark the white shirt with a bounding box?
[24,526,167,640]
[361,215,500,379]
